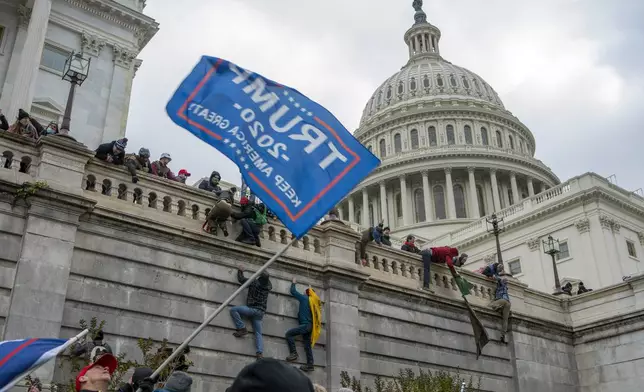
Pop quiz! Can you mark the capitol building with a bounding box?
[337,2,644,294]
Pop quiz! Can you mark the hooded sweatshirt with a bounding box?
[199,171,222,193]
[290,283,312,324]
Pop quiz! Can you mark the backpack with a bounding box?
[253,207,267,225]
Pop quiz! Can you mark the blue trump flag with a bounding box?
[167,56,380,238]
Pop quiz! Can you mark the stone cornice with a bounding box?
[356,100,536,150]
[62,0,159,50]
[81,32,106,57]
[113,45,137,68]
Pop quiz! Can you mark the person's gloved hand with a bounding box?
[137,377,156,392]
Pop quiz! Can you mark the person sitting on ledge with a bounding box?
[233,202,267,247]
[562,282,573,295]
[358,222,384,266]
[489,263,511,344]
[401,235,421,253]
[8,109,43,140]
[41,121,59,136]
[150,152,178,181]
[419,246,468,292]
[381,227,392,246]
[124,147,151,183]
[0,109,8,130]
[95,138,127,165]
[203,187,237,237]
[577,281,592,295]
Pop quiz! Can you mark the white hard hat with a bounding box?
[160,153,172,161]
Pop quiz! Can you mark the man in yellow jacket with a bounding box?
[285,278,321,372]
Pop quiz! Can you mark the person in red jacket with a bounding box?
[419,247,468,291]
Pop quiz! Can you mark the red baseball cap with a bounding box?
[75,353,118,391]
[178,169,191,177]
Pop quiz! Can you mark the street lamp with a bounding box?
[485,213,505,269]
[543,235,564,295]
[60,51,91,134]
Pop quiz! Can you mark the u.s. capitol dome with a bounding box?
[338,1,559,240]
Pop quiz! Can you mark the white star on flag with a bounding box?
[244,164,250,170]
[229,143,236,148]
[240,157,246,162]
[223,139,230,144]
[236,149,242,155]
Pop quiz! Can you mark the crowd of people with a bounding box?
[0,108,64,139]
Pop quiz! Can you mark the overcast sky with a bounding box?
[125,0,644,193]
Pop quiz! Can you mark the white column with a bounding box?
[103,46,135,144]
[510,172,520,204]
[490,169,501,212]
[540,183,546,194]
[338,205,344,221]
[414,35,420,54]
[5,0,52,120]
[468,167,480,218]
[422,170,432,221]
[361,188,369,227]
[445,168,456,219]
[527,177,535,197]
[400,176,411,226]
[348,196,355,224]
[379,181,387,225]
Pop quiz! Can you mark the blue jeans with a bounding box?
[285,323,314,365]
[230,306,264,354]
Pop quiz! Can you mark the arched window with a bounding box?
[394,133,402,153]
[462,77,470,89]
[423,75,431,88]
[396,193,403,218]
[433,186,446,220]
[519,140,524,153]
[464,125,473,145]
[446,125,455,145]
[454,184,467,218]
[397,81,404,95]
[496,130,503,148]
[481,127,489,145]
[368,203,375,226]
[428,126,437,146]
[508,135,515,150]
[436,74,444,87]
[410,129,419,149]
[472,79,480,92]
[450,75,457,87]
[379,139,386,157]
[414,189,426,223]
[386,85,392,99]
[410,77,417,91]
[476,185,486,217]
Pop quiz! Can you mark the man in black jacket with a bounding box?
[95,138,127,165]
[199,171,222,193]
[230,266,272,360]
[232,203,266,247]
[401,235,421,254]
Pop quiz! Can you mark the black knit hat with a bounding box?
[226,358,314,392]
[18,109,29,120]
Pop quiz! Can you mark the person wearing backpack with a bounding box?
[232,203,267,247]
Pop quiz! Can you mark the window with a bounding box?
[396,193,403,218]
[519,140,524,153]
[454,184,466,218]
[557,241,570,260]
[394,133,402,153]
[446,125,455,145]
[428,126,437,146]
[423,75,431,88]
[462,77,470,89]
[433,186,446,220]
[379,139,386,157]
[496,130,503,148]
[369,203,375,226]
[41,44,70,73]
[378,91,383,105]
[414,189,426,222]
[508,259,522,275]
[464,125,473,145]
[436,74,444,87]
[472,79,480,92]
[410,77,417,91]
[627,240,637,258]
[386,85,392,99]
[450,75,457,87]
[508,135,515,150]
[481,127,489,145]
[355,209,361,224]
[398,81,404,95]
[476,185,486,217]
[410,129,419,149]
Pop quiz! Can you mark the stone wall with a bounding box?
[1,132,644,392]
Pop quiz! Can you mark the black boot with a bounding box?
[285,353,298,362]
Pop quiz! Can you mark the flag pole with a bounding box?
[142,238,297,387]
[1,329,90,392]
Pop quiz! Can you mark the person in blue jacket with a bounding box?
[284,277,314,372]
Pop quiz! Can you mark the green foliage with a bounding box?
[54,317,193,392]
[340,368,482,392]
[0,181,48,207]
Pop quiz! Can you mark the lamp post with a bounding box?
[485,213,505,269]
[543,235,564,295]
[60,51,91,134]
